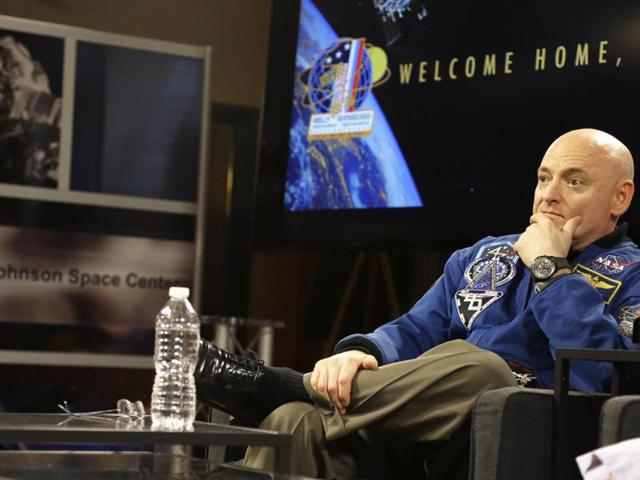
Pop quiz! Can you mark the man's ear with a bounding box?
[612,180,635,216]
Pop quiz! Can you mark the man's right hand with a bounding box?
[514,213,581,267]
[309,350,378,415]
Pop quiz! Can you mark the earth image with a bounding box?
[285,0,423,211]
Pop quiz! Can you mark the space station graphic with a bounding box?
[299,37,390,141]
[284,0,423,211]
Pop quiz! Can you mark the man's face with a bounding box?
[532,135,621,249]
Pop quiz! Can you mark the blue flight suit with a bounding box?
[335,226,640,392]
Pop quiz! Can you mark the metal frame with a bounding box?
[0,13,210,216]
[553,348,640,480]
[204,316,284,366]
[0,349,152,369]
[0,14,212,341]
[199,104,260,317]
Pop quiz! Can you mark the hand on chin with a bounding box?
[536,211,566,229]
[516,213,581,266]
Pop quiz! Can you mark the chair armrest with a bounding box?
[470,387,608,480]
[599,395,640,446]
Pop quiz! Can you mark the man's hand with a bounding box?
[514,213,581,267]
[309,350,378,415]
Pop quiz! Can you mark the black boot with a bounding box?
[195,340,270,426]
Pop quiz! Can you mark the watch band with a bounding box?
[534,271,573,294]
[548,256,571,271]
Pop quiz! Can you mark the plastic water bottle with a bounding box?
[151,286,200,431]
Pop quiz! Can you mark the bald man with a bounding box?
[196,129,640,478]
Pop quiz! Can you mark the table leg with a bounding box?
[258,326,274,366]
[214,323,236,351]
[612,363,625,395]
[152,445,190,476]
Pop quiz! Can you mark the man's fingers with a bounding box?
[336,356,377,413]
[337,380,351,412]
[315,365,328,400]
[337,362,360,410]
[529,213,545,224]
[361,355,378,370]
[309,366,319,390]
[562,216,582,237]
[308,352,378,413]
[326,364,341,408]
[530,212,554,225]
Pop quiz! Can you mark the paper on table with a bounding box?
[576,437,640,480]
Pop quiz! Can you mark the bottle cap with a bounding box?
[169,287,190,299]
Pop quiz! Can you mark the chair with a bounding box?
[599,395,640,446]
[203,406,233,464]
[469,387,608,480]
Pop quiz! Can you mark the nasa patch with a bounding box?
[455,289,503,330]
[464,255,516,289]
[588,255,636,275]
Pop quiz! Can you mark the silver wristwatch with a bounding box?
[530,256,571,281]
[530,256,571,293]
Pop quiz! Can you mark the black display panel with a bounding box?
[256,0,640,248]
[72,42,203,201]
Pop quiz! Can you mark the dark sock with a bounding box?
[258,366,312,410]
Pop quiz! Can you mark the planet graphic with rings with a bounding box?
[299,38,391,114]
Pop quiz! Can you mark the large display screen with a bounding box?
[257,0,640,247]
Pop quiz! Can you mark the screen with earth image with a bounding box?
[257,0,640,248]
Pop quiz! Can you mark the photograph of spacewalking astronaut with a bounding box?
[0,30,62,188]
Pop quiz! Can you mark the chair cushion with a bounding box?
[599,395,640,446]
[470,387,608,480]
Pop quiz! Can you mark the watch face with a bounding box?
[532,257,555,280]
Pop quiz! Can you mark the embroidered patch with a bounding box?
[619,304,640,322]
[467,258,499,290]
[574,264,622,304]
[618,320,634,336]
[455,289,503,330]
[478,243,519,264]
[464,256,515,288]
[588,255,636,275]
[618,304,640,336]
[505,360,538,388]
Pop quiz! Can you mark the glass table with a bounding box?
[0,413,293,478]
[0,450,312,479]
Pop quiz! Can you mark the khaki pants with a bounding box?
[244,340,517,478]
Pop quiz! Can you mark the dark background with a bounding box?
[257,0,640,249]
